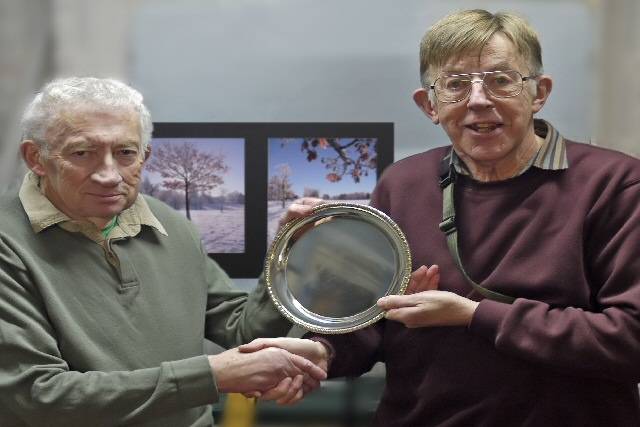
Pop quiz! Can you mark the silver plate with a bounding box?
[265,203,412,334]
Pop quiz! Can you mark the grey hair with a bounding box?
[20,77,153,153]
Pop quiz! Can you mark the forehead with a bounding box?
[436,33,528,75]
[49,105,141,146]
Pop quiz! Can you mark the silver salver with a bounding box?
[265,203,412,334]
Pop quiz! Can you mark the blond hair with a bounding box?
[419,9,543,87]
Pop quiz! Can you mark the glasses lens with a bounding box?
[435,75,472,102]
[484,70,523,97]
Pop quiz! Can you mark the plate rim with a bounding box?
[265,202,412,334]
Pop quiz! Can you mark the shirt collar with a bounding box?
[18,171,167,241]
[449,118,569,176]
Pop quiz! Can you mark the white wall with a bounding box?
[131,0,597,163]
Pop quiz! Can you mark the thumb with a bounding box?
[289,353,327,381]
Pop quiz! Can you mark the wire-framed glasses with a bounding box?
[430,70,535,103]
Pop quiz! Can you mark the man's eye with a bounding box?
[490,74,515,86]
[445,79,468,91]
[71,151,88,157]
[118,149,138,156]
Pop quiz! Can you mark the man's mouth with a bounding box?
[467,123,502,133]
[89,193,124,199]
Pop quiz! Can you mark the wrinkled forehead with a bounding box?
[46,103,142,145]
[430,33,531,79]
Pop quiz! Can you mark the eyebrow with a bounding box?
[62,138,141,151]
[442,61,515,75]
[114,140,141,148]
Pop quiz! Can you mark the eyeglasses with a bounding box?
[429,70,535,103]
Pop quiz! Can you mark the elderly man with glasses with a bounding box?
[241,9,640,426]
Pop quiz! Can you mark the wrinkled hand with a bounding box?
[208,346,326,401]
[239,338,330,404]
[377,265,479,328]
[278,198,325,229]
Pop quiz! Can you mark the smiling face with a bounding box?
[414,33,552,181]
[22,106,148,228]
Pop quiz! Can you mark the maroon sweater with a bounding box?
[314,141,640,426]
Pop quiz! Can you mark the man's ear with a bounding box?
[413,88,439,124]
[20,141,46,176]
[143,145,151,162]
[531,75,552,113]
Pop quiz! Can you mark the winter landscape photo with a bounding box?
[142,138,245,253]
[268,137,378,245]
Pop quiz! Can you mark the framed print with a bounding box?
[266,123,393,246]
[147,123,267,277]
[147,123,393,278]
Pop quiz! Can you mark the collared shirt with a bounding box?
[18,171,167,244]
[447,119,569,176]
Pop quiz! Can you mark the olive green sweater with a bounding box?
[0,193,290,426]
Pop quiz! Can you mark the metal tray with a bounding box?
[265,203,411,334]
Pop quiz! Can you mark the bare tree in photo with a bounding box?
[147,142,228,220]
[303,187,320,198]
[299,138,376,183]
[218,188,227,212]
[141,176,160,197]
[268,163,295,208]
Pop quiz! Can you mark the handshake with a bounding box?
[208,337,330,405]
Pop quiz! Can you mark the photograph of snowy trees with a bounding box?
[142,138,245,253]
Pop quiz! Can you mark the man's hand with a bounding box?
[377,265,479,328]
[278,198,325,229]
[238,338,331,404]
[208,346,326,401]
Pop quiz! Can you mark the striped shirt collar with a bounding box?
[18,171,167,243]
[448,119,569,176]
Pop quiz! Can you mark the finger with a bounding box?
[406,265,428,294]
[280,387,304,406]
[377,294,419,310]
[279,198,326,227]
[276,374,304,405]
[406,265,440,294]
[297,197,324,206]
[289,353,327,381]
[259,377,292,401]
[424,265,440,291]
[302,375,321,394]
[243,391,262,399]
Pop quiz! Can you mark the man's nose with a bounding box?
[466,80,493,108]
[91,154,123,186]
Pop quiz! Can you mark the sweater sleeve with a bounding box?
[470,180,640,381]
[202,250,292,348]
[0,239,217,426]
[306,321,385,379]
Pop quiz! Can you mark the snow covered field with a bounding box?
[181,203,245,253]
[267,199,368,247]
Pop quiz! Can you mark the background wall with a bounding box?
[2,0,638,191]
[130,0,595,159]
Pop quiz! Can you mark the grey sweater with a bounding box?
[0,194,290,426]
